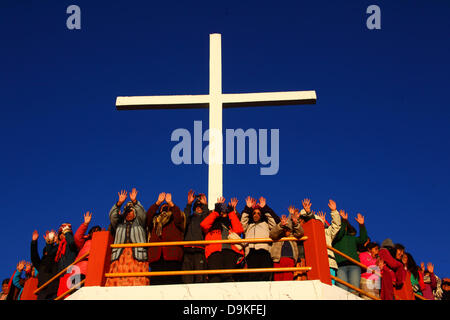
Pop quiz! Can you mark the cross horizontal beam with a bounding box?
[115,90,317,110]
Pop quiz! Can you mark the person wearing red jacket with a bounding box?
[73,211,102,279]
[378,239,405,300]
[147,192,185,285]
[200,196,244,283]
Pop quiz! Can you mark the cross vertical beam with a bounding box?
[208,33,223,209]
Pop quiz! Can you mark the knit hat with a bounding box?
[381,238,394,248]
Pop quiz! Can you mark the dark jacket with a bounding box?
[183,203,209,252]
[30,240,59,300]
[147,203,185,263]
[332,219,368,266]
[56,232,78,272]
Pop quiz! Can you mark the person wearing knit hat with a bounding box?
[378,238,406,300]
[240,196,277,281]
[181,190,210,284]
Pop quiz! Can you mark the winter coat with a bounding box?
[30,240,59,300]
[378,247,405,300]
[422,272,437,300]
[183,202,209,252]
[269,219,304,263]
[394,269,415,300]
[240,205,277,257]
[301,209,341,270]
[200,210,244,260]
[332,219,368,266]
[56,231,78,272]
[110,201,148,262]
[147,203,185,263]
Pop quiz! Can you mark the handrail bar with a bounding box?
[110,236,308,248]
[33,251,90,295]
[105,267,312,278]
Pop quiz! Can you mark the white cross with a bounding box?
[116,33,317,209]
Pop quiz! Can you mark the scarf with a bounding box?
[153,210,173,237]
[55,238,67,262]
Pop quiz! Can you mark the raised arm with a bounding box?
[30,230,41,269]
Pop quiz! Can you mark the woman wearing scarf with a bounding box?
[200,196,244,283]
[105,188,149,287]
[147,192,185,285]
[55,222,78,298]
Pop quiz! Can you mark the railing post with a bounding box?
[302,219,332,285]
[85,231,112,287]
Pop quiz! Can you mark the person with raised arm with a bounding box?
[147,192,185,285]
[200,196,244,283]
[181,190,209,284]
[105,188,149,287]
[269,207,304,281]
[332,210,368,294]
[240,196,277,281]
[30,229,59,300]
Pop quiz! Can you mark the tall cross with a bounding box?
[116,33,317,209]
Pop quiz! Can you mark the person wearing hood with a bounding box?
[30,229,59,300]
[240,196,277,282]
[200,196,244,283]
[105,188,149,287]
[181,190,209,284]
[147,192,185,285]
[332,210,368,294]
[378,239,405,300]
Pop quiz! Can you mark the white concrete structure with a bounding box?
[67,280,360,300]
[116,34,317,209]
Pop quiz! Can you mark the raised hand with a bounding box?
[32,230,39,241]
[84,211,93,225]
[355,213,365,225]
[317,211,327,224]
[25,262,32,273]
[281,214,288,227]
[259,197,267,208]
[288,205,296,215]
[156,192,166,205]
[117,190,128,206]
[420,262,425,272]
[129,188,138,203]
[17,260,25,272]
[165,193,173,206]
[292,209,301,225]
[302,198,312,213]
[427,262,434,273]
[245,196,255,208]
[228,197,238,210]
[199,194,207,205]
[44,230,57,244]
[339,210,348,220]
[328,199,337,211]
[187,189,195,205]
[217,196,225,204]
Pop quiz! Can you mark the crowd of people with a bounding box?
[1,188,449,300]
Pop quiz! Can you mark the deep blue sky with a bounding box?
[1,0,449,281]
